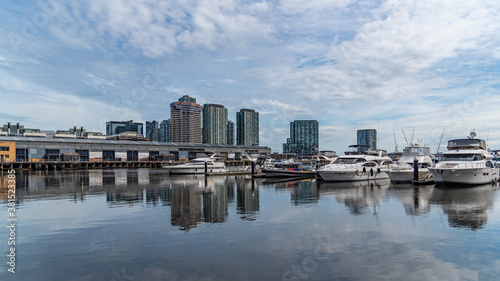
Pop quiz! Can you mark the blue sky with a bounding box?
[1,0,499,153]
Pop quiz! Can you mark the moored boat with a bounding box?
[163,154,228,174]
[262,162,316,178]
[387,143,434,183]
[429,131,499,186]
[318,146,393,182]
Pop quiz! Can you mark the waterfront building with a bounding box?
[282,120,319,156]
[146,120,160,142]
[357,129,377,152]
[236,109,259,146]
[170,95,202,144]
[227,121,235,145]
[106,120,143,136]
[0,135,271,163]
[203,104,228,145]
[159,119,171,143]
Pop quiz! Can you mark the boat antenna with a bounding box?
[402,130,409,146]
[436,128,445,155]
[393,131,399,153]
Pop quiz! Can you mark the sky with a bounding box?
[1,0,499,153]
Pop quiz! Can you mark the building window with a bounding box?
[0,146,9,151]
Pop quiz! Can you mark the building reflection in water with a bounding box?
[430,184,497,231]
[236,177,259,221]
[319,179,391,215]
[202,177,229,223]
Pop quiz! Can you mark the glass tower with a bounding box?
[283,120,319,155]
[236,109,259,146]
[357,129,377,152]
[202,104,228,145]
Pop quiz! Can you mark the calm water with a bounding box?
[1,169,500,281]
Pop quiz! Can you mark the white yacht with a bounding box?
[318,146,394,182]
[429,132,499,185]
[163,154,228,174]
[387,144,434,183]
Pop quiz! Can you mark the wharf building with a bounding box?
[357,129,377,152]
[0,136,270,165]
[236,109,259,146]
[203,104,228,145]
[282,120,319,157]
[170,95,202,144]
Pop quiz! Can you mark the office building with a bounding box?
[146,120,160,141]
[236,109,259,146]
[282,120,319,156]
[170,95,202,143]
[203,104,228,145]
[357,129,377,152]
[227,121,235,145]
[106,120,143,136]
[159,119,171,143]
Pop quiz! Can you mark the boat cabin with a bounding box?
[447,139,487,150]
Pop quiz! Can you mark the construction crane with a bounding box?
[402,130,409,146]
[393,131,399,153]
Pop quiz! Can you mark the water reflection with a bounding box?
[319,179,390,215]
[430,184,497,231]
[388,184,434,216]
[1,170,498,233]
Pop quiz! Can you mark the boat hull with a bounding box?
[262,169,316,178]
[429,167,499,185]
[318,169,389,182]
[164,165,228,174]
[387,169,432,184]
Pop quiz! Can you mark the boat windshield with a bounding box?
[403,147,431,155]
[334,158,366,164]
[447,139,486,150]
[442,154,484,161]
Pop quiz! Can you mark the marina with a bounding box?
[1,169,500,280]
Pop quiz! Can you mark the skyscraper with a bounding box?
[283,120,319,155]
[170,95,202,143]
[357,129,377,152]
[236,109,259,146]
[146,120,159,141]
[159,119,171,143]
[227,121,235,145]
[202,104,228,145]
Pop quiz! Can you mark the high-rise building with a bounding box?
[146,120,160,141]
[227,121,235,145]
[159,119,171,143]
[170,95,202,143]
[106,120,143,136]
[357,129,377,152]
[236,109,259,146]
[282,120,319,155]
[202,104,228,145]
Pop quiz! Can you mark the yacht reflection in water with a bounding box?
[389,184,434,216]
[319,179,391,215]
[264,178,319,206]
[430,184,497,231]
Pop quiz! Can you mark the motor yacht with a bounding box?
[429,131,499,185]
[318,146,393,182]
[387,143,434,183]
[163,154,228,174]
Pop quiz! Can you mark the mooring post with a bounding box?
[251,161,255,176]
[413,157,419,183]
[204,161,208,176]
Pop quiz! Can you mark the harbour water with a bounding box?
[1,169,500,280]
